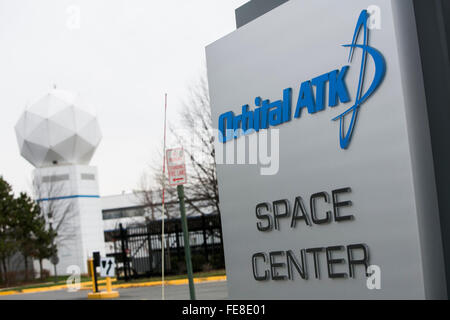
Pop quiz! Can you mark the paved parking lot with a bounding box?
[0,280,228,300]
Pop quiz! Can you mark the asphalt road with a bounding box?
[0,280,228,300]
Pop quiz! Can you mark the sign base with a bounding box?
[87,291,120,299]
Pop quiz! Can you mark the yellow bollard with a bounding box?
[87,261,119,299]
[88,259,97,293]
[106,277,112,293]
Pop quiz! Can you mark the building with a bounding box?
[15,88,105,275]
[101,193,148,255]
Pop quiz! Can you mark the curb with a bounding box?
[0,275,227,296]
[0,278,116,295]
[105,275,226,290]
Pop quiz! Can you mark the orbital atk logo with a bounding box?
[218,9,386,149]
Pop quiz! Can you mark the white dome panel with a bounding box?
[27,120,50,147]
[74,136,95,159]
[25,141,49,167]
[78,119,101,146]
[48,120,75,147]
[52,135,77,161]
[20,141,36,167]
[23,111,45,137]
[43,149,65,165]
[74,108,95,130]
[50,106,77,132]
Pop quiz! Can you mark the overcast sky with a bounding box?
[0,0,247,196]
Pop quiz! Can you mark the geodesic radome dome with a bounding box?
[15,88,102,168]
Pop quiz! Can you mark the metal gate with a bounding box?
[106,214,224,281]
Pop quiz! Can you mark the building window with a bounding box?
[102,210,122,220]
[102,207,146,220]
[81,173,95,180]
[42,174,69,183]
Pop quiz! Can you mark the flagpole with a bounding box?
[161,93,167,300]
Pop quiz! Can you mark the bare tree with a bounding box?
[32,173,77,276]
[137,74,219,220]
[136,172,183,220]
[33,177,76,241]
[172,75,219,216]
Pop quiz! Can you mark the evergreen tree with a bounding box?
[0,177,55,284]
[0,176,17,285]
[14,192,43,281]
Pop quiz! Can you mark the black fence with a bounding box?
[105,214,224,281]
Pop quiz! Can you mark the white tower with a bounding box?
[15,88,105,275]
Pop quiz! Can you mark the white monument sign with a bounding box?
[206,0,446,299]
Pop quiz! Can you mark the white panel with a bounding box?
[74,136,94,162]
[50,105,77,132]
[25,141,48,167]
[23,111,45,137]
[78,118,101,146]
[74,108,95,131]
[14,116,25,150]
[52,135,77,162]
[48,119,75,147]
[43,149,65,165]
[27,95,51,118]
[46,94,73,117]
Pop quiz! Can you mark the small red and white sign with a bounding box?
[166,148,187,186]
